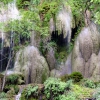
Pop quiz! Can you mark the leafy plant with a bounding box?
[93,88,100,100]
[0,92,6,98]
[6,74,19,84]
[44,77,68,100]
[72,84,93,99]
[21,85,39,100]
[4,85,19,94]
[65,92,77,100]
[6,74,24,85]
[83,79,96,89]
[0,0,13,4]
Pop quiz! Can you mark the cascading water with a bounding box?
[0,0,20,72]
[8,0,20,20]
[7,0,20,69]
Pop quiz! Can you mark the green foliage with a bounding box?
[67,0,100,25]
[72,84,93,99]
[93,88,100,100]
[44,77,68,100]
[41,70,48,83]
[53,92,77,100]
[55,46,68,63]
[0,92,6,98]
[25,85,38,99]
[60,72,83,83]
[14,85,19,94]
[38,0,61,22]
[0,0,13,4]
[21,85,39,100]
[4,85,19,94]
[6,74,19,84]
[6,18,32,45]
[39,41,57,55]
[65,92,77,100]
[6,74,24,85]
[82,79,96,89]
[69,72,83,82]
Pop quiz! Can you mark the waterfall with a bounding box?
[15,86,23,100]
[8,0,20,20]
[0,0,20,71]
[8,0,20,69]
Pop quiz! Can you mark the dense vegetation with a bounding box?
[0,0,100,100]
[0,0,100,56]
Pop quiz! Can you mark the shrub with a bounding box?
[83,79,96,89]
[65,92,77,100]
[4,85,19,94]
[6,74,19,84]
[44,77,69,100]
[55,92,77,100]
[6,74,24,85]
[21,85,39,100]
[69,72,83,82]
[0,92,6,98]
[72,84,93,99]
[93,88,100,100]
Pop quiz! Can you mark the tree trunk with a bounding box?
[2,57,12,91]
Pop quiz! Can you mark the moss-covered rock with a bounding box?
[69,72,83,82]
[6,73,24,85]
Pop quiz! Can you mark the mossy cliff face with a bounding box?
[14,46,49,84]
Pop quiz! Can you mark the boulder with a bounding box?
[14,46,50,84]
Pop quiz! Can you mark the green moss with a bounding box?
[69,72,83,83]
[42,70,47,83]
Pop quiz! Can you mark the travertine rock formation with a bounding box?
[14,46,49,84]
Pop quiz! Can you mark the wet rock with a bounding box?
[46,47,56,70]
[14,46,50,84]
